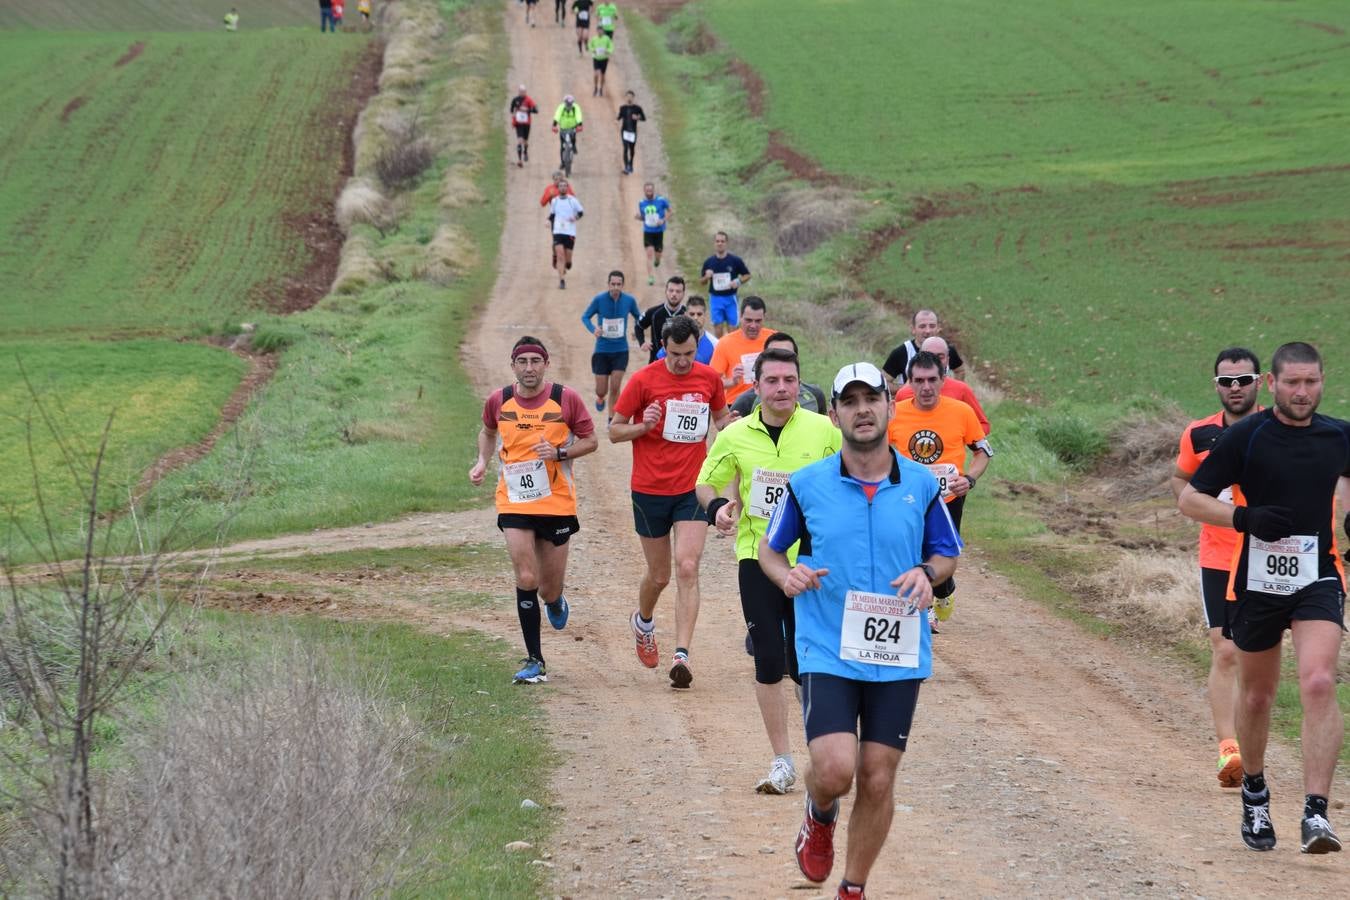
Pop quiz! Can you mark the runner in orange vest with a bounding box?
[470,336,598,683]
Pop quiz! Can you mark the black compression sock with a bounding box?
[516,587,543,661]
[1243,771,1267,796]
[809,796,839,824]
[1306,794,1329,819]
[675,646,689,658]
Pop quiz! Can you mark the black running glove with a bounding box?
[1232,505,1295,543]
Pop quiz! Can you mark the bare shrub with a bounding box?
[765,189,864,258]
[375,140,434,192]
[102,642,419,899]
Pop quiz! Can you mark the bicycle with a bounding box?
[558,128,577,177]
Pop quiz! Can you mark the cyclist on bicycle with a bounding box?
[552,95,584,170]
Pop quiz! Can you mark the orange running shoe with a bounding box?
[1217,741,1242,789]
[631,610,658,668]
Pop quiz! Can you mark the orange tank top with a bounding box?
[494,384,580,516]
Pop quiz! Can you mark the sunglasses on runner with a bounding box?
[1214,374,1260,388]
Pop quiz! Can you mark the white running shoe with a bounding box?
[755,756,797,795]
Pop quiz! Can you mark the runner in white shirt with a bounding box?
[549,180,584,289]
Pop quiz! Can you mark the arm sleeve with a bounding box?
[949,345,965,370]
[765,485,804,553]
[1175,424,1200,476]
[962,404,986,450]
[882,346,906,380]
[709,341,730,377]
[710,375,728,413]
[807,383,828,412]
[634,306,652,344]
[697,429,738,490]
[735,258,751,278]
[731,391,756,418]
[1189,427,1246,497]
[613,372,644,421]
[922,494,964,559]
[965,388,991,435]
[580,297,599,333]
[638,106,647,121]
[481,391,502,429]
[560,387,596,438]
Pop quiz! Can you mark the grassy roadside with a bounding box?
[630,2,1350,762]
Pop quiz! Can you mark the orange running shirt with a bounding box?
[709,327,776,402]
[613,359,726,495]
[895,377,991,435]
[483,382,594,516]
[887,396,986,502]
[1176,410,1249,571]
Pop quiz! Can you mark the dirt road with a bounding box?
[216,5,1350,896]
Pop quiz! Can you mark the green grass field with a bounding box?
[701,0,1350,414]
[0,0,317,31]
[0,24,371,551]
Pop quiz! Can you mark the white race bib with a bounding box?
[601,317,624,339]
[1217,486,1234,505]
[748,468,789,519]
[1246,534,1317,595]
[600,15,613,26]
[925,462,959,499]
[503,459,551,504]
[661,399,710,443]
[739,352,760,383]
[711,271,733,292]
[514,109,529,124]
[839,590,920,668]
[623,130,637,144]
[578,10,589,21]
[643,210,661,227]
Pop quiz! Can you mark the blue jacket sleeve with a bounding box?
[580,297,600,334]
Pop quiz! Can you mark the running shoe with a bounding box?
[1216,743,1242,789]
[648,275,655,286]
[545,595,569,630]
[670,654,693,689]
[595,398,606,412]
[755,757,797,795]
[837,887,865,900]
[795,803,836,883]
[631,611,658,668]
[744,630,754,656]
[1301,814,1342,854]
[1241,789,1276,851]
[558,278,566,289]
[512,657,547,684]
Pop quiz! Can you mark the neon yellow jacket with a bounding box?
[698,406,841,561]
[553,102,583,130]
[588,33,613,60]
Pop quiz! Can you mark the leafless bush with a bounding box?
[374,111,434,192]
[336,178,396,236]
[100,642,419,899]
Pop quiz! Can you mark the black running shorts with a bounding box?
[593,57,609,73]
[590,350,629,376]
[1200,566,1231,631]
[631,490,706,538]
[497,514,580,546]
[552,233,575,250]
[642,231,664,252]
[1225,578,1346,652]
[739,558,797,685]
[514,123,531,140]
[800,673,920,751]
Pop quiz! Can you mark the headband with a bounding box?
[511,343,548,362]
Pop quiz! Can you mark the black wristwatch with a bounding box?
[557,446,568,461]
[965,473,977,489]
[917,563,936,583]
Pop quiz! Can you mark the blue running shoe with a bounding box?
[546,595,570,630]
[512,657,547,684]
[595,398,606,412]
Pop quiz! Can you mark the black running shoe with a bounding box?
[1301,814,1342,854]
[1241,790,1276,851]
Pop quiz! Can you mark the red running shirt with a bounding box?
[613,360,727,495]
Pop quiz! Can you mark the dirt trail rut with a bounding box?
[207,5,1348,896]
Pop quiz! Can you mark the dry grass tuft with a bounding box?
[765,188,865,257]
[452,32,491,63]
[437,76,491,151]
[1080,549,1202,630]
[336,178,394,234]
[1101,405,1192,501]
[419,224,478,285]
[440,165,484,209]
[333,233,385,294]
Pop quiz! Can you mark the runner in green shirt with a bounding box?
[588,31,614,97]
[696,346,841,795]
[596,1,618,39]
